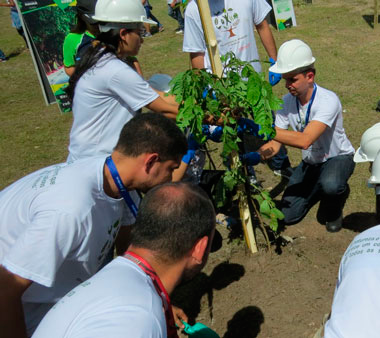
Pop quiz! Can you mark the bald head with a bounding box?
[130,182,215,262]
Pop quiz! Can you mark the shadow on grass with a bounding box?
[362,14,380,29]
[171,262,245,324]
[343,212,379,232]
[7,46,26,60]
[223,306,265,338]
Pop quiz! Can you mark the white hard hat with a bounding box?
[148,74,172,93]
[92,0,156,25]
[354,123,380,163]
[269,39,316,74]
[368,150,380,184]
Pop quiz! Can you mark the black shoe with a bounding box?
[376,99,380,112]
[326,214,343,232]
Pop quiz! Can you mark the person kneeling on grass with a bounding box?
[32,182,216,338]
[259,39,355,233]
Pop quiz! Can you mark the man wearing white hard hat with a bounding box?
[259,39,355,232]
[354,122,380,163]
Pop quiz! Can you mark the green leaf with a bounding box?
[259,200,271,216]
[271,208,284,220]
[269,218,279,232]
[172,53,284,240]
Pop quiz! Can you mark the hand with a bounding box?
[268,58,281,86]
[258,142,277,160]
[237,118,262,138]
[203,114,224,126]
[181,134,199,164]
[172,305,188,329]
[240,152,261,166]
[202,87,217,100]
[202,125,223,142]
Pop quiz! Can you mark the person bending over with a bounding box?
[0,113,187,338]
[33,182,215,338]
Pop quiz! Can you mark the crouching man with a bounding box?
[259,39,355,232]
[0,113,187,338]
[32,182,215,338]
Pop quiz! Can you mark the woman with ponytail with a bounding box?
[66,0,179,162]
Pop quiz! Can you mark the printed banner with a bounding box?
[271,0,297,30]
[17,0,76,113]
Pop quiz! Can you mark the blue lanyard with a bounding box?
[106,156,138,218]
[296,84,317,131]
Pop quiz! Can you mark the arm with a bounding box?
[259,139,282,160]
[154,89,178,106]
[172,161,188,182]
[0,266,32,338]
[190,52,205,69]
[132,59,143,77]
[255,19,277,60]
[145,96,178,120]
[274,120,327,150]
[64,66,75,77]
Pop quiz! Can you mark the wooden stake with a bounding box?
[196,1,258,253]
[196,1,258,254]
[375,0,378,28]
[196,0,223,77]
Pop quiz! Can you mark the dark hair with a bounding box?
[71,14,88,34]
[298,65,316,76]
[115,113,187,162]
[130,182,215,262]
[65,28,120,100]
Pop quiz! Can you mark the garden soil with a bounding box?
[172,164,378,338]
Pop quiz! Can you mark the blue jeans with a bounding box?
[281,154,355,225]
[269,145,291,170]
[144,5,163,28]
[168,5,184,30]
[0,49,6,60]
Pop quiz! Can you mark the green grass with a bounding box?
[1,0,380,217]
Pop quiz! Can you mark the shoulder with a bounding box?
[185,0,199,17]
[279,93,296,112]
[63,33,83,46]
[41,158,105,211]
[314,85,341,111]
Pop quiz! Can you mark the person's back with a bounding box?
[32,182,216,338]
[323,225,380,337]
[32,257,166,338]
[67,54,155,162]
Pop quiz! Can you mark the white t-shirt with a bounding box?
[0,156,139,336]
[183,0,271,73]
[32,257,166,338]
[324,225,380,338]
[275,84,354,164]
[68,54,159,162]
